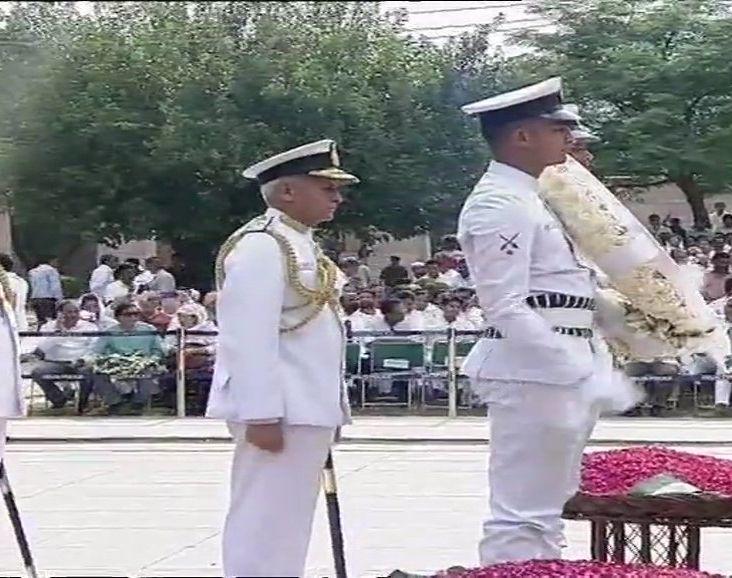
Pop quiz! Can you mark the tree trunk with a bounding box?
[170,238,216,293]
[675,174,710,229]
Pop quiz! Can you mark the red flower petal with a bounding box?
[578,447,732,496]
[434,560,724,577]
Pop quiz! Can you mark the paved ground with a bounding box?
[1,417,732,577]
[8,415,732,444]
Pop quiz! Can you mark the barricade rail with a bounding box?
[17,328,725,417]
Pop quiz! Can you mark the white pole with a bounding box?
[176,327,186,417]
[447,327,457,418]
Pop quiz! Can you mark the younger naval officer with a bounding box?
[457,78,603,565]
[206,139,358,577]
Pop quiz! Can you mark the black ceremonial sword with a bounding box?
[0,460,39,578]
[323,451,347,578]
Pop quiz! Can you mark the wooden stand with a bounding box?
[564,493,732,570]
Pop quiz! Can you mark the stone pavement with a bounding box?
[6,415,732,444]
[1,441,732,578]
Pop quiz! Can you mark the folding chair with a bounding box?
[427,340,478,408]
[345,342,363,408]
[366,340,425,408]
[345,342,361,375]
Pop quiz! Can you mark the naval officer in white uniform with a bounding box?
[206,139,358,577]
[564,104,601,170]
[0,264,24,464]
[457,78,601,565]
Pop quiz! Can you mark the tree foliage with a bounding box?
[3,0,730,285]
[0,1,490,283]
[511,0,732,227]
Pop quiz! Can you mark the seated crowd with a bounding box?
[23,255,218,415]
[638,209,732,415]
[16,211,732,416]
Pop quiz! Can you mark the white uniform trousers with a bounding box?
[223,423,335,578]
[479,379,598,566]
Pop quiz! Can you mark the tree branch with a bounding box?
[684,92,713,124]
[661,30,678,60]
[606,175,671,189]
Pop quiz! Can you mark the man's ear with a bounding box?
[514,124,531,147]
[280,182,295,202]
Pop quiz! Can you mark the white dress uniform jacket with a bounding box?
[206,206,349,427]
[458,160,601,566]
[207,208,350,577]
[458,161,596,387]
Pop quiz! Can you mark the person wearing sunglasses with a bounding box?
[85,301,166,414]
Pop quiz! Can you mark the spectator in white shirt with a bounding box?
[434,252,464,288]
[396,289,425,328]
[414,288,442,325]
[456,290,484,329]
[0,253,29,331]
[104,263,138,305]
[710,202,727,232]
[427,296,475,331]
[28,257,63,327]
[410,261,427,281]
[340,293,359,318]
[128,257,154,293]
[146,256,177,294]
[367,298,423,333]
[89,254,119,299]
[29,300,97,410]
[346,290,381,332]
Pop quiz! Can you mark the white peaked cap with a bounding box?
[462,77,581,125]
[242,139,359,185]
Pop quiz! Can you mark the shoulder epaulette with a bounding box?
[214,215,278,289]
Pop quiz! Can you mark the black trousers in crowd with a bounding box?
[625,360,678,415]
[31,298,57,327]
[31,360,94,410]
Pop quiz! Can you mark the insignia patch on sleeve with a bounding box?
[499,233,520,255]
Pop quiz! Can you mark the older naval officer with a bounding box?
[457,78,602,565]
[0,263,24,465]
[206,139,358,577]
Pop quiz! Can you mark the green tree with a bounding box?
[510,0,732,227]
[1,1,490,286]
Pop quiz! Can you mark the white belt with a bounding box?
[536,308,594,329]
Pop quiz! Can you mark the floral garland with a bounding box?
[92,352,166,383]
[538,157,725,363]
[433,560,722,577]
